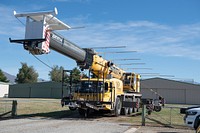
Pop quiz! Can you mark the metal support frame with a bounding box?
[9,38,46,45]
[62,70,72,98]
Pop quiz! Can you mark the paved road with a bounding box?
[0,117,194,133]
[0,117,132,133]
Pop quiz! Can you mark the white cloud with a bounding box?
[61,21,200,60]
[0,4,25,38]
[1,4,200,61]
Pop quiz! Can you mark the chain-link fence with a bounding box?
[0,99,15,117]
[0,98,193,130]
[144,105,189,128]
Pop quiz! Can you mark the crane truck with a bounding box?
[9,8,163,117]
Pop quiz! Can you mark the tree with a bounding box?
[71,67,81,83]
[15,63,38,83]
[0,69,9,83]
[49,65,65,82]
[49,66,84,83]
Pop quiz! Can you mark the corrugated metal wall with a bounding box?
[185,89,200,104]
[141,78,200,104]
[141,88,186,104]
[8,78,200,104]
[9,82,68,99]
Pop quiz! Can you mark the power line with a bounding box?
[127,68,153,70]
[90,46,126,49]
[139,73,160,75]
[111,58,141,61]
[99,50,137,54]
[70,26,85,29]
[118,63,146,65]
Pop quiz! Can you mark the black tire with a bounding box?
[121,107,129,115]
[114,97,121,117]
[194,116,200,130]
[69,106,76,111]
[128,98,133,114]
[196,124,200,133]
[78,108,89,117]
[133,107,137,113]
[78,108,85,116]
[128,108,133,114]
[148,110,152,115]
[121,98,128,115]
[154,106,161,112]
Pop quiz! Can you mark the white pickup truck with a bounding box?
[181,106,200,133]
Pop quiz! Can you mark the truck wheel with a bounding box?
[121,108,129,115]
[196,124,200,133]
[114,97,121,117]
[148,110,152,115]
[194,116,200,130]
[154,106,161,112]
[69,107,76,111]
[78,108,85,116]
[128,98,133,114]
[78,108,89,117]
[128,108,133,114]
[133,108,137,113]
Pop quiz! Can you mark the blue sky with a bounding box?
[0,0,200,83]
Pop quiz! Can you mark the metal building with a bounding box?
[9,78,200,104]
[0,82,9,97]
[9,82,66,99]
[141,78,200,105]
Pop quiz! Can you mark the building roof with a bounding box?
[0,81,9,85]
[141,78,200,90]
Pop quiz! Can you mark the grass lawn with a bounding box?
[0,98,71,118]
[0,98,189,128]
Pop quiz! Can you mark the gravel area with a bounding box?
[134,125,194,133]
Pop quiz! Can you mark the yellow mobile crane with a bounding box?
[10,8,162,117]
[63,54,142,117]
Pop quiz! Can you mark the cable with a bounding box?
[31,54,53,70]
[46,55,53,69]
[15,17,26,27]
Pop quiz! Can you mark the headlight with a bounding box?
[186,111,197,115]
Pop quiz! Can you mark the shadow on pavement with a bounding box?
[0,109,116,121]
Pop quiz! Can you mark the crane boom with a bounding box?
[50,32,86,62]
[9,8,125,79]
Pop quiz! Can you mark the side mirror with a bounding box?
[110,82,113,88]
[105,82,108,91]
[110,82,113,92]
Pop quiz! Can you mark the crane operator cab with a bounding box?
[122,73,139,92]
[9,8,71,55]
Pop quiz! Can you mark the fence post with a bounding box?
[170,107,172,125]
[142,104,146,126]
[11,100,17,117]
